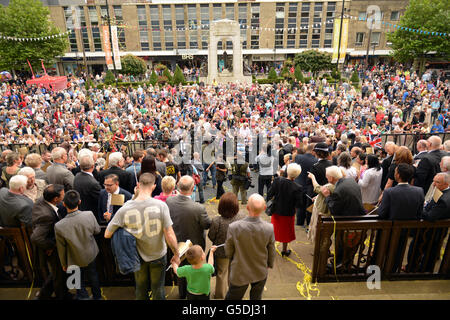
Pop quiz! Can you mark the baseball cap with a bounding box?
[314,142,330,152]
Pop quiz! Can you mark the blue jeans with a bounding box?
[202,163,216,188]
[76,260,101,300]
[134,255,167,300]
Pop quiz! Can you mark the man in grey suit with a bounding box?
[0,175,33,227]
[46,147,74,192]
[166,175,211,299]
[55,190,101,300]
[225,194,275,300]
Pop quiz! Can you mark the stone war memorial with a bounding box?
[204,19,252,85]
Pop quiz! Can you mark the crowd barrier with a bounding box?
[312,215,450,282]
[2,133,448,157]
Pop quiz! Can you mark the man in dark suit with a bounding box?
[380,142,397,190]
[413,173,450,272]
[97,152,133,194]
[166,175,211,299]
[414,136,447,193]
[74,154,101,220]
[378,163,425,220]
[31,184,72,300]
[98,174,132,224]
[378,163,424,273]
[294,144,318,227]
[413,139,429,162]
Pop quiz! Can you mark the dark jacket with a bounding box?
[74,171,101,219]
[294,153,318,187]
[325,178,365,216]
[310,159,332,186]
[378,183,424,220]
[414,149,447,193]
[422,188,450,221]
[111,228,140,275]
[30,197,61,251]
[381,155,394,190]
[267,177,303,216]
[97,166,134,194]
[98,188,132,223]
[166,194,211,249]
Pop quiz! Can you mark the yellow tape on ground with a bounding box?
[330,215,339,282]
[24,239,35,300]
[275,242,320,300]
[101,288,107,300]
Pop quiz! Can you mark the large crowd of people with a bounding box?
[0,62,449,300]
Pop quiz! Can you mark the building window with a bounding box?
[225,3,234,20]
[371,32,381,46]
[92,27,102,52]
[113,5,125,50]
[149,5,160,50]
[324,32,332,48]
[187,4,197,49]
[358,12,367,20]
[137,6,149,51]
[239,3,247,48]
[88,6,98,25]
[250,3,260,49]
[302,2,310,12]
[77,7,90,51]
[213,4,222,21]
[175,5,186,49]
[356,32,365,46]
[275,3,284,49]
[63,7,78,52]
[299,34,308,48]
[391,11,400,20]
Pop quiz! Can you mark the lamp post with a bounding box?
[365,18,375,67]
[335,0,346,89]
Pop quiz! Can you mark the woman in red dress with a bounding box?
[267,163,303,257]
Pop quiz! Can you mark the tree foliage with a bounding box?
[294,50,332,77]
[104,70,116,85]
[173,64,185,85]
[294,65,304,82]
[150,70,158,85]
[387,0,450,73]
[350,70,360,84]
[163,68,172,83]
[121,54,147,77]
[268,67,277,80]
[0,0,68,72]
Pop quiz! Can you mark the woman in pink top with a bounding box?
[154,175,177,202]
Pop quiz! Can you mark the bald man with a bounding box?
[224,194,275,300]
[414,136,447,193]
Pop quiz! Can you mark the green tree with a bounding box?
[0,0,68,72]
[294,65,304,82]
[294,50,332,77]
[268,67,277,80]
[387,0,450,75]
[149,70,158,85]
[121,54,147,78]
[350,70,359,84]
[163,68,173,84]
[104,70,115,85]
[173,64,185,85]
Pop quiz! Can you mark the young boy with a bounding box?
[55,190,102,300]
[172,245,216,300]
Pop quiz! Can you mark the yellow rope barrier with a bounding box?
[275,242,320,300]
[23,240,35,300]
[330,215,339,282]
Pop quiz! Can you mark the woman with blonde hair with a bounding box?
[154,176,177,202]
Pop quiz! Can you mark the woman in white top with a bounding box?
[337,152,358,180]
[358,154,383,205]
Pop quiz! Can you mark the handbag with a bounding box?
[191,164,201,185]
[266,199,276,216]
